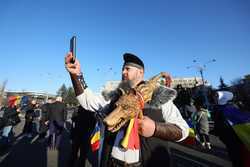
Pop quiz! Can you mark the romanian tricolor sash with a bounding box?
[90,119,105,167]
[121,117,140,149]
[119,91,144,150]
[90,122,101,152]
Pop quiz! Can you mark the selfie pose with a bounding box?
[65,42,189,167]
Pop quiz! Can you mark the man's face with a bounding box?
[122,65,143,86]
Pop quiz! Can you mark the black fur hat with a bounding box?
[123,53,144,69]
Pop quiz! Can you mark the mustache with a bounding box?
[122,75,127,80]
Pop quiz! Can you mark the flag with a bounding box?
[89,118,105,167]
[119,92,143,150]
[121,118,140,149]
[90,122,101,152]
[8,96,17,108]
[15,96,21,105]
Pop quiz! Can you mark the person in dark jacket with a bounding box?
[1,100,20,146]
[38,98,53,140]
[47,96,67,149]
[22,99,36,137]
[68,106,96,167]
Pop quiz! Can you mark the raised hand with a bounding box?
[65,52,81,75]
[162,72,172,87]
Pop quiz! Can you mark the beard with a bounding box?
[122,78,138,88]
[122,72,142,88]
[120,80,133,89]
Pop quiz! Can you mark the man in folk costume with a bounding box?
[65,52,189,167]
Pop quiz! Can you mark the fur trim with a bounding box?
[101,81,177,107]
[150,86,177,107]
[101,81,133,101]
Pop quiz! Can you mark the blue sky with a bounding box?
[1,0,250,94]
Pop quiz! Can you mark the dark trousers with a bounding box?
[39,121,48,139]
[48,121,64,149]
[69,137,89,167]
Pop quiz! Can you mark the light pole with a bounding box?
[186,59,216,108]
[187,59,216,86]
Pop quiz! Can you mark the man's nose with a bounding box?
[122,69,127,75]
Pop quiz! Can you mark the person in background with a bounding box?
[47,96,67,149]
[184,98,197,119]
[22,99,36,138]
[38,97,53,141]
[1,96,21,146]
[69,106,96,167]
[192,97,211,150]
[33,102,42,134]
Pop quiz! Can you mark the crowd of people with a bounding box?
[0,96,67,148]
[0,52,249,167]
[0,95,99,167]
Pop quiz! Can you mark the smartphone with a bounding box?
[70,36,76,63]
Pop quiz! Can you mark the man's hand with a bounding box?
[162,72,172,87]
[65,52,81,75]
[138,116,155,137]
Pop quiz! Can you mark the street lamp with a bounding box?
[187,59,216,108]
[187,59,216,86]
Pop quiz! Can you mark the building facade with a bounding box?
[171,77,210,88]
